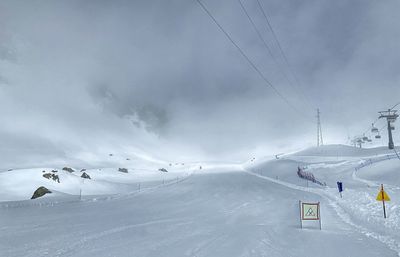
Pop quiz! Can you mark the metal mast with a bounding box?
[317,108,324,147]
[378,109,398,149]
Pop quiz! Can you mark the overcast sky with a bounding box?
[1,0,400,168]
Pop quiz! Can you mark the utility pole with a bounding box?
[317,108,324,147]
[379,109,398,149]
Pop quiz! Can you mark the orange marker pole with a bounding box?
[381,184,387,219]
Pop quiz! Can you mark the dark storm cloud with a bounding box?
[1,0,400,167]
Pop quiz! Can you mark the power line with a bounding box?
[316,108,323,146]
[237,0,312,112]
[255,0,315,110]
[195,0,312,121]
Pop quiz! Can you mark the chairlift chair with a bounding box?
[375,135,381,139]
[371,123,378,133]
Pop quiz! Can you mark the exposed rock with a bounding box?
[118,168,128,173]
[43,173,52,179]
[81,172,91,179]
[31,186,52,199]
[62,167,75,173]
[80,169,86,172]
[42,172,60,183]
[158,168,168,173]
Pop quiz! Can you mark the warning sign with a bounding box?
[376,188,391,201]
[301,202,320,220]
[376,184,390,219]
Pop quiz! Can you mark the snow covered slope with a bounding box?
[0,161,197,202]
[1,144,400,256]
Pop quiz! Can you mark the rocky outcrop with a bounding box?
[158,168,168,173]
[42,170,60,183]
[118,168,128,173]
[62,167,75,173]
[31,186,52,199]
[81,172,91,179]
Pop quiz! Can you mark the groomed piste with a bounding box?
[1,144,400,257]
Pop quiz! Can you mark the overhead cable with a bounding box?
[196,0,312,121]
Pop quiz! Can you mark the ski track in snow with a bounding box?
[243,168,400,256]
[352,163,400,191]
[52,218,193,257]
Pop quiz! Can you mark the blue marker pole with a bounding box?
[337,182,343,198]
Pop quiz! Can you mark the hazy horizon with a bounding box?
[1,0,400,168]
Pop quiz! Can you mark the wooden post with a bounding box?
[381,184,387,219]
[299,200,302,229]
[138,183,141,192]
[318,202,322,230]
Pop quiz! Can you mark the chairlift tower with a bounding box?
[316,108,324,147]
[352,137,364,148]
[378,109,398,149]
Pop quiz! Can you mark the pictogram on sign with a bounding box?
[299,201,321,230]
[301,202,319,220]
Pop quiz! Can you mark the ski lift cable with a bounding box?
[354,118,385,143]
[195,0,313,122]
[362,118,380,135]
[237,0,314,113]
[390,102,400,111]
[254,0,316,110]
[360,101,400,138]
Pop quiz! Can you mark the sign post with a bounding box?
[298,200,302,229]
[337,181,343,198]
[299,201,321,230]
[376,184,391,218]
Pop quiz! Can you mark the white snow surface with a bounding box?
[1,145,400,256]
